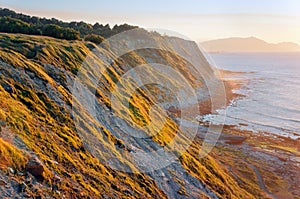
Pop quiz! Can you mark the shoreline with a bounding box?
[198,69,248,115]
[197,69,300,198]
[209,124,300,198]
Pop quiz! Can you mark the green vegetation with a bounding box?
[0,16,80,40]
[0,17,33,34]
[0,8,138,40]
[43,24,80,40]
[84,34,104,44]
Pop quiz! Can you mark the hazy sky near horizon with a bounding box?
[1,0,300,44]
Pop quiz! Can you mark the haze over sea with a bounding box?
[206,52,300,139]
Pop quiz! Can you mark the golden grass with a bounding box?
[0,138,28,170]
[0,33,168,197]
[0,33,259,198]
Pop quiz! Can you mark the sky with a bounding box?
[0,0,300,44]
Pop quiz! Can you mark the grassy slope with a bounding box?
[0,33,256,198]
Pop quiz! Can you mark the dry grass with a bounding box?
[0,138,28,170]
[0,33,261,198]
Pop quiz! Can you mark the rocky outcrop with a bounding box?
[25,156,45,179]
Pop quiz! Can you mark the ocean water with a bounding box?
[205,53,300,139]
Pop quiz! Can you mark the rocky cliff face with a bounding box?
[0,32,253,198]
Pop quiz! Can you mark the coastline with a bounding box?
[197,69,300,198]
[208,125,300,198]
[198,69,247,115]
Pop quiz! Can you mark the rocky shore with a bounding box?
[197,69,300,198]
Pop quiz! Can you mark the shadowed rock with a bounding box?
[25,157,45,179]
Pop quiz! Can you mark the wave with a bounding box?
[233,106,300,124]
[220,114,299,135]
[209,52,300,138]
[241,100,300,115]
[253,112,300,124]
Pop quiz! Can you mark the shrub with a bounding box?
[84,34,104,45]
[62,27,80,40]
[43,24,80,40]
[0,17,31,34]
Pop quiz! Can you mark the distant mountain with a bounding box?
[200,37,300,53]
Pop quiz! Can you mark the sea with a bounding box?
[204,52,300,139]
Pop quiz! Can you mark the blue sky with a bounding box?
[1,0,300,43]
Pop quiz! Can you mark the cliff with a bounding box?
[0,32,256,198]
